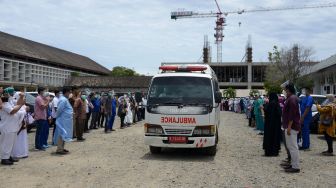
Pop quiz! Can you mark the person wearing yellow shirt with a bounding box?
[317,94,336,156]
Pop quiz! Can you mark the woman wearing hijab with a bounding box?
[317,94,335,156]
[263,92,282,156]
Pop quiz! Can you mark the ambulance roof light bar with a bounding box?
[159,65,207,72]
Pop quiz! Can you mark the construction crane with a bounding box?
[171,1,336,63]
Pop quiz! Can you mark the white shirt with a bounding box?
[0,102,26,133]
[51,96,59,118]
[85,99,89,113]
[142,98,147,106]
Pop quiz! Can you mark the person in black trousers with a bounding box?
[118,98,127,129]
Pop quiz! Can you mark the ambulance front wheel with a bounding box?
[150,146,162,154]
[205,145,217,156]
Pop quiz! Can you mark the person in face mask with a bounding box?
[103,93,113,133]
[4,87,16,106]
[89,92,101,129]
[34,87,50,151]
[0,90,26,165]
[299,87,313,150]
[281,83,301,173]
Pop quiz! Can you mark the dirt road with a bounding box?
[1,111,335,187]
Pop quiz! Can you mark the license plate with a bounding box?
[168,136,187,144]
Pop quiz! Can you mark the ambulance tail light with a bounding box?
[193,125,215,136]
[144,124,163,135]
[159,65,207,72]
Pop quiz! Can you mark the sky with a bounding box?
[0,0,336,75]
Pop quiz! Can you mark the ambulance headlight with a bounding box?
[144,124,163,135]
[193,125,215,136]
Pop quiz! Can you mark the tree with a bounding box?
[265,44,314,93]
[249,89,260,97]
[110,66,139,77]
[223,87,236,98]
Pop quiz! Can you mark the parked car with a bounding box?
[26,92,55,98]
[24,92,37,132]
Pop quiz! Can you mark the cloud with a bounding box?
[0,0,335,74]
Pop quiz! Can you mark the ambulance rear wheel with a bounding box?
[150,146,161,154]
[205,145,217,156]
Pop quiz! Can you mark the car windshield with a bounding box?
[312,96,326,104]
[148,76,213,105]
[25,93,36,105]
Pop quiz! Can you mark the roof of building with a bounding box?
[309,54,336,73]
[0,31,110,75]
[66,76,152,88]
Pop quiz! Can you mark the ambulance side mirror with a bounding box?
[215,91,222,103]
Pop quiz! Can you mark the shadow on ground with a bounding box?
[141,148,215,162]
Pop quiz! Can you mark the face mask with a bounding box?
[301,89,306,96]
[81,95,87,101]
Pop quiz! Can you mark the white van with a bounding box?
[144,64,221,155]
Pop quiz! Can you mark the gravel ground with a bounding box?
[0,111,335,188]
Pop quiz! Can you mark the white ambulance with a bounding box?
[144,64,221,155]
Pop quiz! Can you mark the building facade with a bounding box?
[0,31,110,91]
[308,55,336,95]
[162,62,268,90]
[210,62,267,89]
[66,76,152,94]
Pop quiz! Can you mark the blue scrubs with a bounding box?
[300,95,313,149]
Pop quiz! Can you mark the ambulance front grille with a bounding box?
[164,128,193,135]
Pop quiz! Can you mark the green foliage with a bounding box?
[223,87,236,98]
[264,63,283,94]
[71,72,80,77]
[296,75,314,90]
[249,89,260,97]
[265,44,314,94]
[110,66,139,77]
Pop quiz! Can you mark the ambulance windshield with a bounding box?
[148,76,213,105]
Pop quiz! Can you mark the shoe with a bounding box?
[1,159,13,165]
[84,131,90,133]
[111,129,116,131]
[322,152,334,156]
[120,126,125,129]
[9,157,19,162]
[63,149,69,153]
[299,147,310,151]
[56,151,68,155]
[35,148,46,151]
[280,162,291,168]
[281,159,291,163]
[77,138,86,142]
[282,165,292,170]
[285,168,300,173]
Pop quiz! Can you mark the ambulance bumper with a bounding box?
[144,136,216,148]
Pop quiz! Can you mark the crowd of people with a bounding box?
[0,86,147,165]
[222,83,336,173]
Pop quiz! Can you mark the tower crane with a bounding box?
[171,1,336,63]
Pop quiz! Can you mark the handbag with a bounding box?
[321,117,333,126]
[321,106,334,127]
